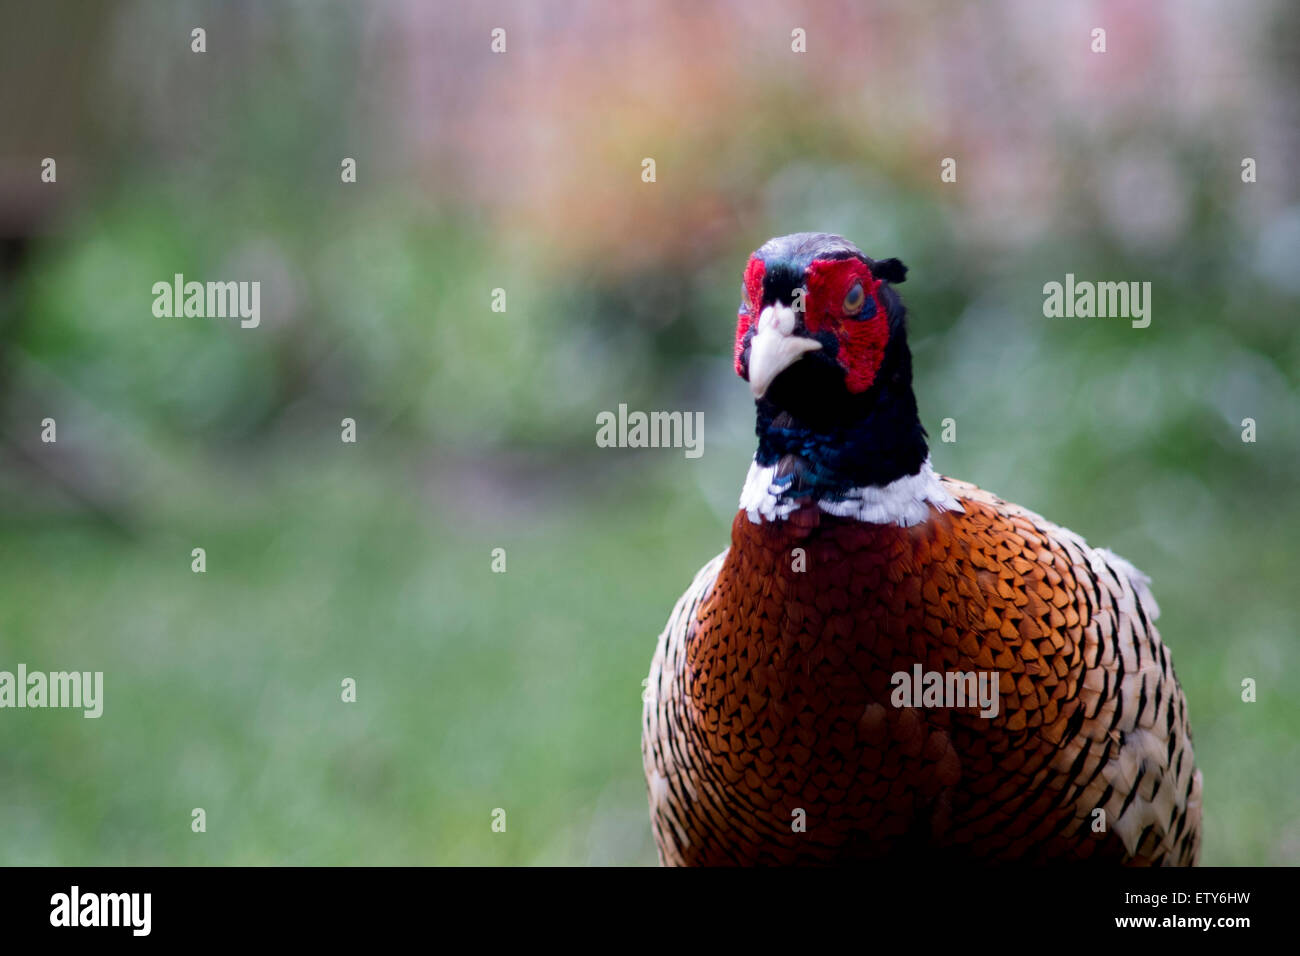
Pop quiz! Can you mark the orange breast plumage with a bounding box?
[643,480,1201,865]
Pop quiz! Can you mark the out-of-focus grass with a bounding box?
[0,445,726,865]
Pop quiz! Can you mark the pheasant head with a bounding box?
[733,232,930,503]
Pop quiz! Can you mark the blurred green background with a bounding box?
[1,0,1298,865]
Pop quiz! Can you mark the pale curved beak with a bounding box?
[747,304,822,399]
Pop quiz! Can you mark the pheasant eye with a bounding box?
[741,284,753,312]
[843,282,866,315]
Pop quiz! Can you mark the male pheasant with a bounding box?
[642,233,1202,866]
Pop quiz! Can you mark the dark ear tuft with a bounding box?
[872,258,907,284]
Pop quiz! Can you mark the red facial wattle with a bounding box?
[804,258,891,393]
[734,257,766,376]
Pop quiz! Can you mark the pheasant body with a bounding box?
[641,232,1201,866]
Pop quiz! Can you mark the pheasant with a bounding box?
[641,233,1202,866]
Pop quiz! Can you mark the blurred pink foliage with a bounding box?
[365,0,1286,266]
